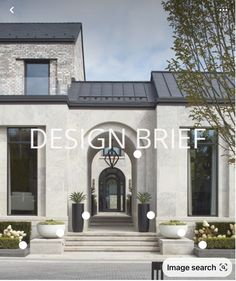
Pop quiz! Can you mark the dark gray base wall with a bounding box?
[194,246,235,258]
[0,247,30,257]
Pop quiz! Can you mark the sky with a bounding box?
[0,0,174,81]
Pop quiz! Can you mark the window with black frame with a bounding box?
[102,147,123,156]
[188,129,218,216]
[25,60,49,95]
[8,128,38,215]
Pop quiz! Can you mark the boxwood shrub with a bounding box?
[0,237,19,249]
[0,222,31,244]
[195,222,235,235]
[205,237,235,249]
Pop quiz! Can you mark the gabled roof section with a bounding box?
[68,81,157,108]
[0,23,82,43]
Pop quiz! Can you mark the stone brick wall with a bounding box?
[0,40,85,95]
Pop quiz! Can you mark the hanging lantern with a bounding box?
[104,140,120,168]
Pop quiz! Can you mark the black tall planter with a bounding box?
[138,204,150,232]
[72,203,84,232]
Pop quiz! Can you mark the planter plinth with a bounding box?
[159,238,194,255]
[30,238,64,254]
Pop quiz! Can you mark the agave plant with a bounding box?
[69,192,86,204]
[137,192,152,204]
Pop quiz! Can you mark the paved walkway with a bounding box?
[0,252,196,262]
[0,260,151,280]
[0,259,235,280]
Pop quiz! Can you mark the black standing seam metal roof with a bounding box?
[66,71,234,107]
[68,81,158,106]
[0,23,82,42]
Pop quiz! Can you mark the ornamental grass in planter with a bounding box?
[37,219,65,238]
[159,220,188,239]
[70,192,86,232]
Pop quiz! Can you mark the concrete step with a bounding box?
[66,232,157,237]
[64,245,160,252]
[90,216,132,222]
[65,241,158,246]
[89,223,134,227]
[90,219,133,223]
[65,236,157,241]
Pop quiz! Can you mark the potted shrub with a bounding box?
[0,225,29,257]
[137,192,152,232]
[91,186,97,216]
[126,194,132,216]
[159,220,188,239]
[193,221,235,258]
[70,191,86,232]
[37,219,65,238]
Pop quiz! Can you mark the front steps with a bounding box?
[64,232,160,252]
[89,213,133,228]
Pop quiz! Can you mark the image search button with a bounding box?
[163,258,232,278]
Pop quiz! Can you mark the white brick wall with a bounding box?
[0,40,85,95]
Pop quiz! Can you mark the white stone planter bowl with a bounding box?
[37,224,65,238]
[159,224,188,239]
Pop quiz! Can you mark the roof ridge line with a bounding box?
[0,22,82,24]
[71,80,151,83]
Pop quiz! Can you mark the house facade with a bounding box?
[0,23,234,237]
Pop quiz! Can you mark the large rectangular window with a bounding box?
[8,128,37,215]
[188,129,218,216]
[25,60,49,95]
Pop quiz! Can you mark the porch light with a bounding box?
[104,140,120,168]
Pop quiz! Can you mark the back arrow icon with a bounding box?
[10,6,14,14]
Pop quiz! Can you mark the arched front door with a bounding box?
[99,168,125,212]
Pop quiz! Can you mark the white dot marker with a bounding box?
[19,241,27,250]
[177,228,186,238]
[56,228,65,238]
[82,211,90,220]
[147,211,155,220]
[198,240,207,249]
[133,150,142,159]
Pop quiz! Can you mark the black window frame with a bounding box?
[102,147,123,157]
[24,59,50,96]
[7,127,38,216]
[187,128,219,217]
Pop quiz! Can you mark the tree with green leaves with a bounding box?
[162,0,235,161]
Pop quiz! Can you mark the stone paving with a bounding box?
[0,260,151,280]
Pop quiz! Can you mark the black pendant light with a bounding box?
[104,139,119,168]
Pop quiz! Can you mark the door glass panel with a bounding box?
[106,178,118,209]
[99,168,126,212]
